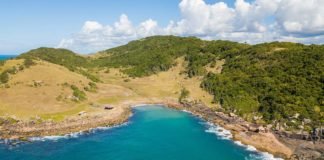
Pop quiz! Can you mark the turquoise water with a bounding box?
[0,55,16,60]
[0,105,279,160]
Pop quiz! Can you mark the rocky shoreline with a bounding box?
[0,100,323,159]
[163,100,324,160]
[0,107,131,140]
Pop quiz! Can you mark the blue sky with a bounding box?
[0,0,180,54]
[1,0,323,54]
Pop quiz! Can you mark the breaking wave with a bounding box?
[204,122,233,140]
[197,115,282,160]
[28,122,129,142]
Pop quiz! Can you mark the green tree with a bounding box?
[179,87,190,102]
[23,58,35,68]
[0,72,9,84]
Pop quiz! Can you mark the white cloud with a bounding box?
[82,21,104,34]
[58,0,324,53]
[113,14,134,35]
[176,0,235,35]
[276,0,324,35]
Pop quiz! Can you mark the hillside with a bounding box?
[93,36,324,130]
[1,36,323,131]
[18,48,100,82]
[0,59,128,122]
[93,36,246,77]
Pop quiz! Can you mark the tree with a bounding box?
[179,87,190,102]
[24,58,35,68]
[0,72,9,84]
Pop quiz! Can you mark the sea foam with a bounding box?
[235,140,283,160]
[204,122,233,140]
[187,111,283,160]
[28,122,129,142]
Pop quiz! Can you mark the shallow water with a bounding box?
[0,105,281,160]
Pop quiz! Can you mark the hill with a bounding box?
[0,59,129,122]
[18,48,100,82]
[1,36,323,131]
[93,36,324,130]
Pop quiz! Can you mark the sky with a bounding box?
[1,0,324,54]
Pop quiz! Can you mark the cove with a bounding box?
[0,105,280,160]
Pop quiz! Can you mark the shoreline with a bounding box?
[0,100,323,159]
[163,102,292,159]
[0,106,132,140]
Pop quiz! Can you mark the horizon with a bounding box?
[0,35,320,56]
[1,0,324,55]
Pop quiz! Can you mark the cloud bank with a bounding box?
[58,0,324,53]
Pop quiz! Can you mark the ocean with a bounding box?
[0,55,16,60]
[0,105,281,160]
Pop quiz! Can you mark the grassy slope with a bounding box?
[0,36,323,128]
[98,57,214,107]
[0,60,133,121]
[94,37,323,127]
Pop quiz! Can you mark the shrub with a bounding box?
[84,82,98,92]
[24,58,35,68]
[7,67,17,74]
[70,85,87,101]
[179,88,190,102]
[0,60,5,66]
[0,72,9,84]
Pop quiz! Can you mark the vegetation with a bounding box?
[84,82,98,92]
[23,58,35,68]
[19,47,90,69]
[0,60,5,66]
[6,67,17,74]
[94,36,205,77]
[0,71,9,84]
[18,47,100,82]
[201,42,324,126]
[94,36,323,127]
[15,36,323,128]
[179,87,190,102]
[71,85,87,101]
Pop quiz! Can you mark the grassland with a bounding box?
[0,57,213,122]
[1,35,323,129]
[98,57,215,107]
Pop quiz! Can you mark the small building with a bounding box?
[104,105,114,110]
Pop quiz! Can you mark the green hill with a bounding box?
[19,47,90,70]
[18,47,99,82]
[16,36,324,129]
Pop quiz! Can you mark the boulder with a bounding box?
[292,113,300,119]
[253,115,262,121]
[298,125,304,130]
[248,126,258,132]
[303,118,312,124]
[229,113,236,117]
[266,124,273,130]
[78,111,86,116]
[257,126,266,133]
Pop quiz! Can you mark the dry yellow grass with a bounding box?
[0,57,217,121]
[0,59,23,73]
[0,60,92,119]
[99,57,215,107]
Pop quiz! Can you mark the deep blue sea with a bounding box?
[0,55,16,60]
[0,105,281,160]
